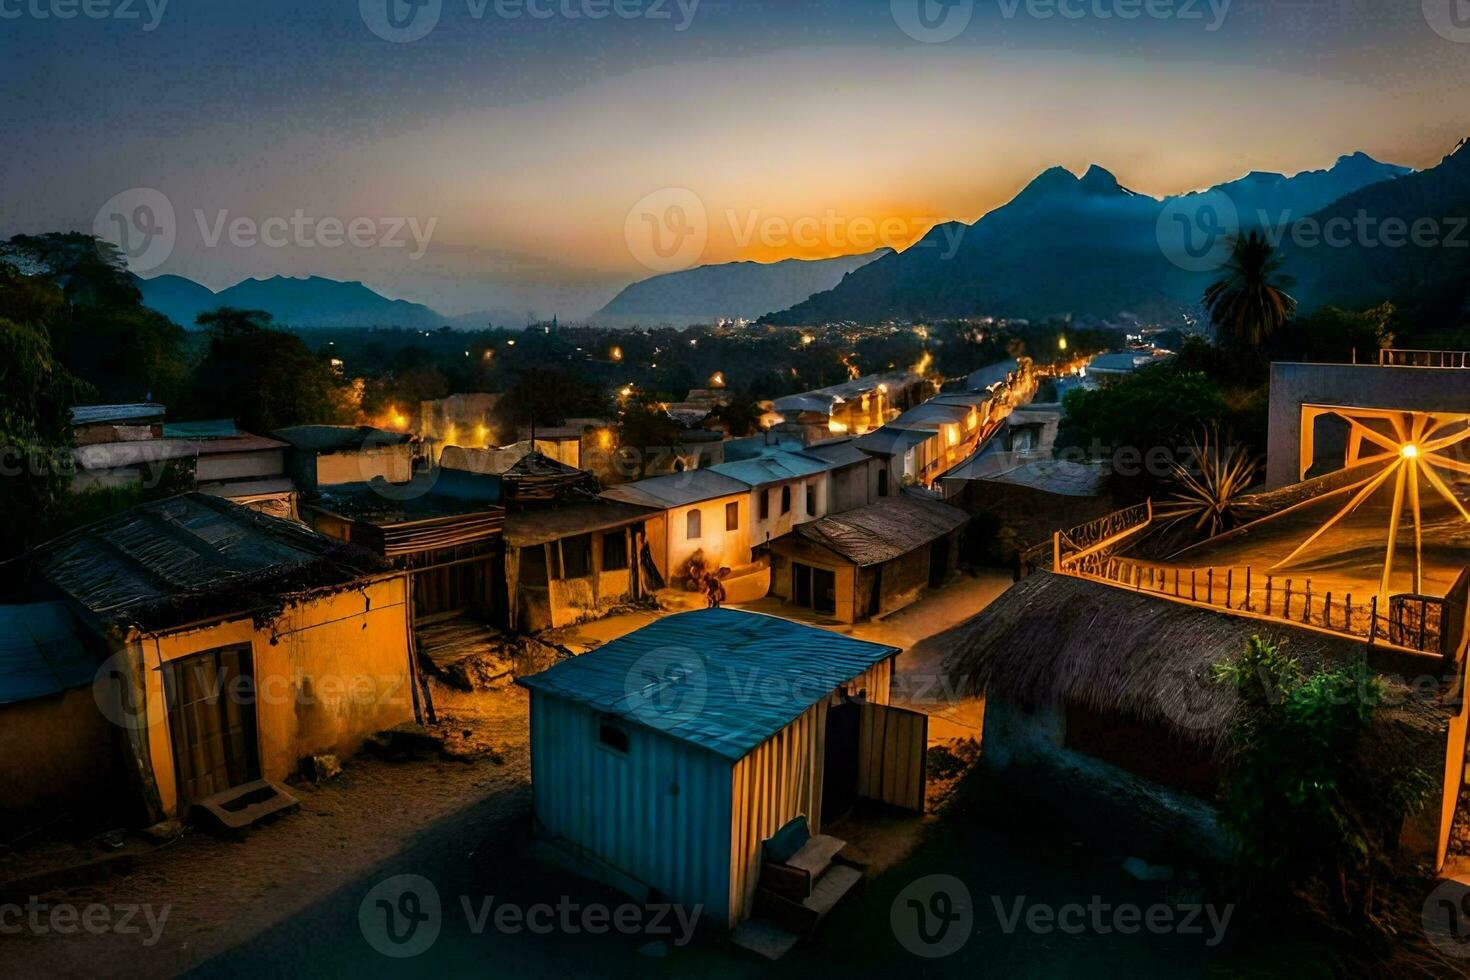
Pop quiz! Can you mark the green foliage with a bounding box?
[38,460,197,543]
[1,233,190,405]
[1056,365,1226,457]
[1203,230,1298,349]
[1157,424,1259,538]
[0,266,92,557]
[1272,303,1395,365]
[705,395,764,437]
[1213,636,1432,932]
[187,308,356,433]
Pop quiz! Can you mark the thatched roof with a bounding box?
[941,572,1449,757]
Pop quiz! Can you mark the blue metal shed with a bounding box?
[517,608,915,927]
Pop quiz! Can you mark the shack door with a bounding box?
[163,645,260,807]
[857,702,928,812]
[821,700,862,825]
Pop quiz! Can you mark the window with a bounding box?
[780,485,792,515]
[598,719,630,754]
[760,489,771,521]
[806,483,817,516]
[559,534,592,579]
[725,500,739,531]
[602,531,628,571]
[686,508,702,540]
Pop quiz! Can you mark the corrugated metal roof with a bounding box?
[853,425,932,455]
[27,493,380,631]
[0,603,101,705]
[802,439,871,469]
[708,450,829,488]
[967,360,1018,391]
[69,403,164,426]
[518,609,899,760]
[272,425,412,453]
[790,494,968,565]
[600,469,749,508]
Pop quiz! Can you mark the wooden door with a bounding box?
[857,702,927,812]
[163,645,260,807]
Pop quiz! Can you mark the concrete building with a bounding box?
[274,425,416,491]
[709,448,831,551]
[600,469,754,586]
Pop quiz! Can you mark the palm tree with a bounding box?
[1202,230,1297,349]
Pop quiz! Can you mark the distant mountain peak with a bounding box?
[1078,164,1127,195]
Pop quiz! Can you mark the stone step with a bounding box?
[189,779,299,834]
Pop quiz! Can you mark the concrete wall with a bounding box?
[311,445,414,489]
[748,475,828,550]
[827,460,877,514]
[0,687,133,835]
[662,494,751,583]
[129,576,415,819]
[1266,363,1470,487]
[196,449,285,483]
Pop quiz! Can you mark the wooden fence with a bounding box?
[1075,554,1446,654]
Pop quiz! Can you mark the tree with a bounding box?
[1273,303,1394,365]
[0,265,92,557]
[188,308,355,433]
[1203,230,1297,349]
[491,366,609,435]
[705,394,765,437]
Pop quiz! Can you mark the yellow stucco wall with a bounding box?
[133,576,414,817]
[315,446,414,487]
[664,495,751,582]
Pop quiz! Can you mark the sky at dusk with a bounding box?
[3,0,1468,319]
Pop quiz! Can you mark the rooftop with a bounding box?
[793,493,968,565]
[19,493,382,632]
[0,602,103,705]
[272,425,412,453]
[503,498,654,548]
[709,449,830,488]
[517,608,899,759]
[69,403,165,427]
[600,469,750,508]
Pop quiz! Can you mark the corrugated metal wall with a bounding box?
[727,699,826,926]
[529,691,734,925]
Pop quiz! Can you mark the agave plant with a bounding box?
[1158,426,1259,538]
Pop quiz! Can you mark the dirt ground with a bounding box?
[1,571,1014,977]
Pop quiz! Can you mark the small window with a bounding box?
[686,509,702,540]
[602,531,628,571]
[806,483,817,516]
[760,489,771,521]
[598,720,630,754]
[560,534,592,579]
[725,501,739,532]
[780,485,792,515]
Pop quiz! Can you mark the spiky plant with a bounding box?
[1158,425,1259,538]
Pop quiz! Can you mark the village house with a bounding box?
[801,439,879,513]
[768,493,969,621]
[518,608,926,934]
[709,446,832,552]
[598,468,755,588]
[274,424,416,491]
[4,493,416,830]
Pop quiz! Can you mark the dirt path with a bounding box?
[3,684,533,979]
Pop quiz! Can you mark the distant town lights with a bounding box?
[1058,336,1068,351]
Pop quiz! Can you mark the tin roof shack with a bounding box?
[769,494,969,622]
[304,469,508,632]
[944,572,1455,870]
[710,448,832,551]
[518,609,925,929]
[600,469,754,591]
[274,425,415,492]
[0,603,127,837]
[69,403,165,446]
[15,494,415,826]
[503,497,655,632]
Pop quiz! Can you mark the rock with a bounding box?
[301,754,343,782]
[140,820,184,845]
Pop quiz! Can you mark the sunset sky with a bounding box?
[3,0,1468,318]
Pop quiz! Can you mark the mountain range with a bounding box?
[761,151,1416,326]
[595,251,890,326]
[133,274,453,330]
